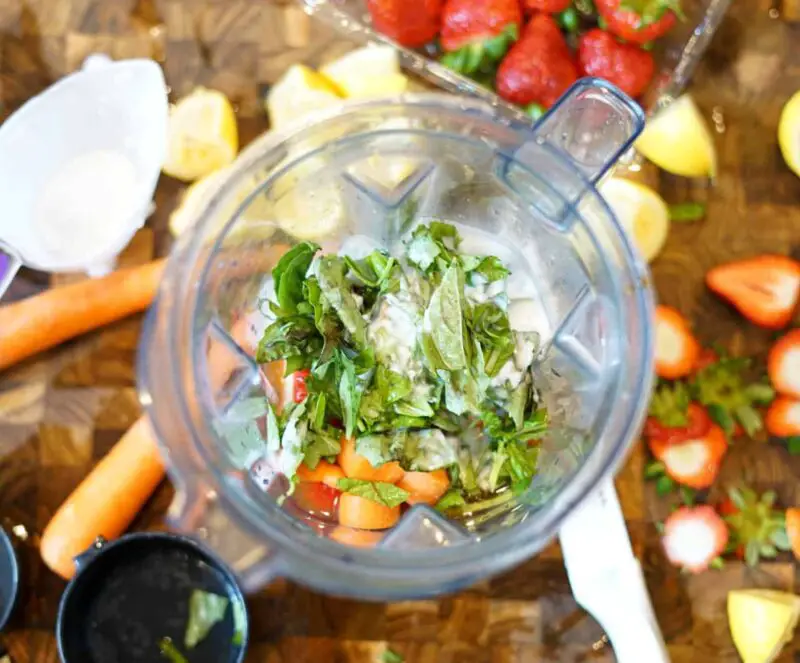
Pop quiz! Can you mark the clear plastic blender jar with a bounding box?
[139,80,661,657]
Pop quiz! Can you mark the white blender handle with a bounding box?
[559,478,670,663]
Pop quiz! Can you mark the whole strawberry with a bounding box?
[496,14,578,108]
[595,0,679,44]
[578,28,654,98]
[523,0,573,13]
[366,0,444,48]
[440,0,523,75]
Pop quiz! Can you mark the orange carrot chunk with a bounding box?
[338,437,405,484]
[397,469,451,505]
[296,460,346,488]
[338,493,400,530]
[329,525,384,548]
[40,416,165,580]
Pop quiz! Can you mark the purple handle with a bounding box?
[0,241,22,301]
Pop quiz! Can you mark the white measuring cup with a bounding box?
[0,55,168,297]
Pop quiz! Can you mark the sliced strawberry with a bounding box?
[692,348,719,374]
[786,508,800,561]
[706,255,800,329]
[293,369,310,403]
[644,397,712,446]
[291,481,341,522]
[654,305,700,380]
[656,424,726,488]
[723,486,793,566]
[524,0,572,12]
[440,0,522,75]
[768,329,800,399]
[662,505,728,573]
[765,396,800,437]
[366,0,444,47]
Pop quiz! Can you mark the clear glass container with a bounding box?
[138,82,655,610]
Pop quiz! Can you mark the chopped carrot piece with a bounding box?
[338,494,400,530]
[329,526,384,548]
[397,469,450,505]
[296,460,345,488]
[338,437,405,483]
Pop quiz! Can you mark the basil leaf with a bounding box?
[436,489,466,512]
[256,315,321,365]
[338,354,361,439]
[425,263,468,371]
[280,402,307,479]
[508,378,530,431]
[185,590,229,649]
[271,242,319,315]
[471,256,510,283]
[355,432,406,467]
[406,233,441,271]
[403,429,458,471]
[337,478,409,508]
[303,429,342,469]
[266,401,280,453]
[376,365,412,404]
[317,256,368,347]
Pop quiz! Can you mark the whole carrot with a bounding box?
[40,415,165,580]
[0,258,165,372]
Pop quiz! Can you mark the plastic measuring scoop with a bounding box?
[0,55,168,298]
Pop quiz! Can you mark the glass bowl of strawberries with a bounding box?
[300,0,730,119]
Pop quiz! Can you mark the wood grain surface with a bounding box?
[1,0,800,661]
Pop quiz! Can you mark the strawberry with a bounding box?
[655,424,727,489]
[366,0,444,47]
[524,0,572,13]
[440,0,522,75]
[722,486,793,567]
[654,305,700,380]
[577,29,654,99]
[706,255,800,329]
[662,505,728,573]
[595,0,680,45]
[768,329,800,399]
[765,396,800,438]
[644,381,712,444]
[291,481,341,521]
[692,348,719,374]
[690,354,774,438]
[785,507,800,561]
[293,369,310,404]
[495,14,578,108]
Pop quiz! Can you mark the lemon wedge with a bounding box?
[599,177,670,262]
[266,64,343,131]
[169,168,229,237]
[728,589,800,663]
[320,46,409,99]
[779,90,800,177]
[162,87,238,182]
[636,95,716,178]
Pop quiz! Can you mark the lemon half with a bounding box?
[728,589,800,663]
[599,177,670,262]
[320,45,409,99]
[636,95,716,178]
[163,87,238,182]
[779,90,800,178]
[265,64,343,131]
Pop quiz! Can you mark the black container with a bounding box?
[56,532,248,663]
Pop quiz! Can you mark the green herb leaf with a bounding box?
[271,242,320,315]
[338,354,362,439]
[403,429,458,471]
[317,256,368,347]
[467,256,510,284]
[266,401,280,452]
[424,263,468,371]
[160,637,188,663]
[655,475,675,496]
[185,589,230,649]
[257,315,322,366]
[337,478,409,508]
[355,432,404,468]
[303,429,342,469]
[788,436,800,454]
[668,202,706,223]
[375,365,412,405]
[382,648,405,663]
[436,489,467,512]
[644,460,666,479]
[280,402,307,479]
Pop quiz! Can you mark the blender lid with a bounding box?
[0,526,19,631]
[56,532,248,663]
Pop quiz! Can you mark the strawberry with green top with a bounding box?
[595,0,681,45]
[440,0,523,75]
[690,354,775,438]
[366,0,444,48]
[718,486,793,567]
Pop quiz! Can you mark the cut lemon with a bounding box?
[163,87,238,182]
[728,589,800,663]
[320,46,409,99]
[779,90,800,177]
[266,64,343,131]
[169,168,229,237]
[599,177,670,262]
[636,95,716,178]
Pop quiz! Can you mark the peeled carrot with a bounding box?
[296,460,345,488]
[397,469,450,505]
[338,437,405,484]
[330,525,384,548]
[0,259,166,372]
[338,494,400,531]
[40,416,165,579]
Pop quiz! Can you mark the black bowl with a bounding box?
[56,532,248,663]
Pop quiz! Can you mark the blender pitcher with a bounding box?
[139,79,664,660]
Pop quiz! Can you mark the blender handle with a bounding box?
[559,478,670,663]
[0,241,22,301]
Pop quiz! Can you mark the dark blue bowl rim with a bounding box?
[55,531,249,663]
[0,526,19,630]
